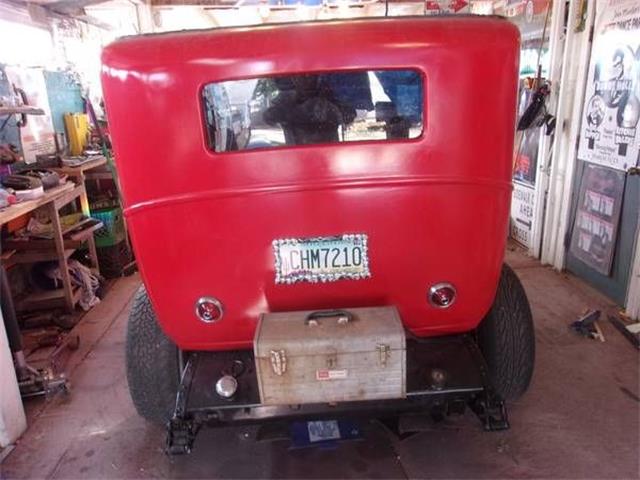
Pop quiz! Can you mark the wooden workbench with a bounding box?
[0,182,74,225]
[0,180,101,312]
[51,156,107,178]
[51,156,108,216]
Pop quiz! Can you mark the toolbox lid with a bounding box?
[254,306,405,358]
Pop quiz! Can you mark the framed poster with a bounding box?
[569,164,626,275]
[577,1,640,171]
[4,67,56,164]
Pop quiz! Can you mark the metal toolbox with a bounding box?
[254,307,406,405]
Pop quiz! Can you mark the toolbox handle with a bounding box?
[305,309,353,326]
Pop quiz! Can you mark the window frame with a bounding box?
[200,67,427,154]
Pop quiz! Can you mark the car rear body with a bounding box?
[101,16,519,352]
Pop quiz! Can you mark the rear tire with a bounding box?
[477,264,535,401]
[126,285,180,424]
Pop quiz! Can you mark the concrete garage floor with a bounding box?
[2,246,639,479]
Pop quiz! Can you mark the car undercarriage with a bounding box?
[166,334,510,454]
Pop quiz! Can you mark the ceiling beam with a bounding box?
[44,0,113,14]
[151,0,235,6]
[6,0,114,29]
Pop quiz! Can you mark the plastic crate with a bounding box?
[92,207,126,247]
[97,240,133,278]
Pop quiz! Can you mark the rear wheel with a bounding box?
[126,286,181,424]
[477,264,535,401]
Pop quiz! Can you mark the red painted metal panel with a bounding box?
[102,16,520,350]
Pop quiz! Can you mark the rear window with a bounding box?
[202,69,423,152]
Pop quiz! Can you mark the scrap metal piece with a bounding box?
[570,309,602,340]
[592,321,606,342]
[18,367,68,398]
[608,315,640,350]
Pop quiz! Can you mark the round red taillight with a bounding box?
[429,283,456,308]
[195,297,224,323]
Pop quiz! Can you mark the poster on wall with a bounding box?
[498,0,550,42]
[5,67,56,164]
[577,0,640,171]
[513,129,542,186]
[510,82,543,249]
[569,164,626,275]
[514,86,543,187]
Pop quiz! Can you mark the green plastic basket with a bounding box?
[92,207,126,248]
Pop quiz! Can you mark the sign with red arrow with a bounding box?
[424,0,469,14]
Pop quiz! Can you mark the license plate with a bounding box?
[306,420,341,443]
[273,234,370,284]
[290,420,362,448]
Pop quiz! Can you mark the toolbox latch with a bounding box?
[377,344,390,368]
[270,349,287,376]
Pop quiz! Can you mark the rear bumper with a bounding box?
[166,334,509,454]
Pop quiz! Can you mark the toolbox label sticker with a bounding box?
[316,369,348,381]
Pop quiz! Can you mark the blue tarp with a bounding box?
[376,70,422,122]
[269,70,421,121]
[322,72,373,110]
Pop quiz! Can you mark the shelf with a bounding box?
[68,220,103,241]
[84,172,114,181]
[1,238,84,251]
[0,182,75,225]
[17,286,82,312]
[52,156,107,175]
[4,219,102,246]
[2,220,103,268]
[10,249,75,265]
[61,217,102,237]
[53,184,85,210]
[0,106,45,116]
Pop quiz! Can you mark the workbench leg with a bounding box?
[78,175,90,217]
[47,203,75,312]
[77,178,100,275]
[87,235,100,276]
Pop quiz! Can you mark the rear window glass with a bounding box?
[202,70,423,152]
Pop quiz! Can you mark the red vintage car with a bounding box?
[102,15,535,454]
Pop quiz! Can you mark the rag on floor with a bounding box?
[46,259,100,311]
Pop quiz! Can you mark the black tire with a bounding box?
[126,285,180,424]
[477,264,535,401]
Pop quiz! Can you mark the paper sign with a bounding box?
[511,182,536,248]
